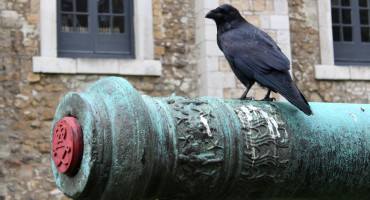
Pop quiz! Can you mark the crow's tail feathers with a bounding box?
[255,72,313,116]
[276,84,313,116]
[291,90,313,116]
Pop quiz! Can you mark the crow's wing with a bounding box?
[219,28,290,74]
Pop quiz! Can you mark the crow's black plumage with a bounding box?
[206,4,313,116]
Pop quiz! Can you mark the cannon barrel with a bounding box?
[51,77,370,199]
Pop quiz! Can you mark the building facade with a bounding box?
[0,0,369,199]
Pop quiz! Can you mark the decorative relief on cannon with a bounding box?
[235,104,289,185]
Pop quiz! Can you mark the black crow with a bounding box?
[206,4,313,116]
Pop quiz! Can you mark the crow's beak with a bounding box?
[205,10,215,19]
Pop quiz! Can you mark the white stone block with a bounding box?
[40,0,57,57]
[198,56,220,74]
[277,30,290,45]
[205,24,217,41]
[196,10,204,29]
[0,10,19,19]
[118,60,162,76]
[270,15,290,30]
[204,0,219,10]
[197,41,207,58]
[221,72,237,88]
[194,0,204,13]
[200,85,223,97]
[349,66,370,80]
[260,15,270,29]
[274,0,289,15]
[314,65,350,80]
[206,88,224,98]
[205,41,223,56]
[206,56,220,72]
[207,71,236,89]
[318,0,335,65]
[32,57,77,73]
[196,25,205,44]
[77,59,119,74]
[279,44,292,63]
[197,57,207,75]
[134,0,154,60]
[75,59,162,76]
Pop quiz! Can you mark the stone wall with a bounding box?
[1,0,370,199]
[288,0,370,103]
[0,0,197,199]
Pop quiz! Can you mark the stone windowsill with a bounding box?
[32,56,162,76]
[314,64,370,80]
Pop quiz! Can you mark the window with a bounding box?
[33,0,161,76]
[57,0,135,59]
[331,0,370,65]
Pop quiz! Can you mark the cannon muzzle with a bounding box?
[51,77,370,199]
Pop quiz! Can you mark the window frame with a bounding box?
[331,0,370,66]
[315,0,370,80]
[57,0,135,59]
[33,0,161,76]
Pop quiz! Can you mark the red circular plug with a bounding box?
[52,117,83,175]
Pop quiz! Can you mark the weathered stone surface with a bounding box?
[45,83,64,92]
[22,109,38,120]
[26,13,39,25]
[232,0,250,11]
[4,159,22,168]
[14,98,28,108]
[38,142,50,154]
[40,108,54,121]
[22,130,42,139]
[252,0,266,11]
[27,72,40,83]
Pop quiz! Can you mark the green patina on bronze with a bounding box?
[51,77,370,199]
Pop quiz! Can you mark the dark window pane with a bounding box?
[333,26,341,41]
[113,16,124,33]
[98,0,110,13]
[342,9,352,24]
[61,0,73,12]
[61,14,74,32]
[76,15,88,32]
[343,27,352,41]
[359,0,368,7]
[331,0,339,6]
[99,15,111,33]
[341,0,350,6]
[361,27,370,42]
[113,0,124,13]
[76,0,88,12]
[332,8,340,23]
[360,9,369,24]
